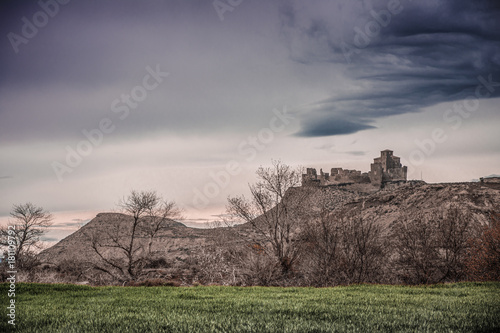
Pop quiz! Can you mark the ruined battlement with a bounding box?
[480,176,500,184]
[302,149,408,188]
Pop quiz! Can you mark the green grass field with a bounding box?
[1,282,499,332]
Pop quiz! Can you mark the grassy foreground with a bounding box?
[1,282,499,332]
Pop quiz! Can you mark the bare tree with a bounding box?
[141,200,182,256]
[86,190,181,283]
[0,203,53,261]
[434,206,479,281]
[391,210,441,284]
[300,208,343,286]
[301,209,386,286]
[391,205,479,284]
[227,161,307,279]
[338,212,386,284]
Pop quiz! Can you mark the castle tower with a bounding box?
[369,149,407,185]
[380,149,394,170]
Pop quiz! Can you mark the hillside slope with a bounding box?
[38,182,500,267]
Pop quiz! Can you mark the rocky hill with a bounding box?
[337,181,500,231]
[38,181,500,274]
[37,213,216,265]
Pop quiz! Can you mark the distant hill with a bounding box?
[37,213,215,265]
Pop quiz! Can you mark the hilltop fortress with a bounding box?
[302,150,408,188]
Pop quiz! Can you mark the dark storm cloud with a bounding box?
[282,0,500,137]
[1,0,499,142]
[296,115,375,136]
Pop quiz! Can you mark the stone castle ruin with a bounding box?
[302,149,408,188]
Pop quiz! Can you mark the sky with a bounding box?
[1,0,499,245]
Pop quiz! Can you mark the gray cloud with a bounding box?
[345,151,366,156]
[296,116,375,136]
[280,0,500,136]
[0,0,284,143]
[3,0,497,141]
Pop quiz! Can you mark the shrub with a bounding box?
[466,211,500,281]
[126,278,181,287]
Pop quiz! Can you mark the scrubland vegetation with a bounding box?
[1,162,499,287]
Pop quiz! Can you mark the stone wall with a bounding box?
[302,149,407,188]
[481,177,500,184]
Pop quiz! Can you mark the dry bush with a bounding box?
[126,278,181,287]
[391,205,479,284]
[143,257,169,269]
[193,246,238,285]
[236,245,285,286]
[193,237,284,286]
[466,211,500,281]
[300,210,387,286]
